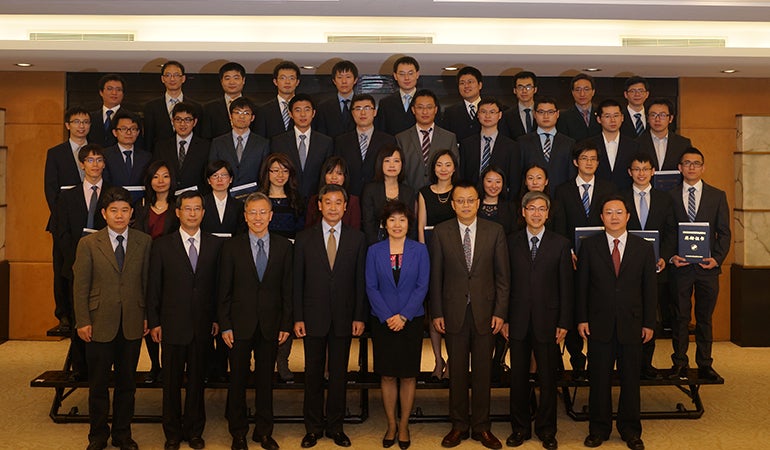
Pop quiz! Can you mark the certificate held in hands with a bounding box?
[678,222,710,263]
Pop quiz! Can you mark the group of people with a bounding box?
[43,55,731,450]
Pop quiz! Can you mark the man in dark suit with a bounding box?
[313,60,357,139]
[622,153,677,380]
[270,93,334,201]
[430,181,510,449]
[103,111,152,188]
[143,61,201,155]
[636,98,692,171]
[576,195,656,450]
[219,192,293,450]
[668,148,731,382]
[201,62,250,140]
[334,93,396,196]
[45,106,91,331]
[374,55,419,136]
[73,186,152,450]
[147,191,221,450]
[620,76,650,138]
[556,73,601,142]
[459,97,520,197]
[519,96,576,190]
[396,89,458,192]
[153,102,210,191]
[442,66,483,142]
[256,61,301,139]
[293,184,366,448]
[208,97,269,189]
[499,71,538,140]
[588,99,638,191]
[504,191,572,450]
[87,74,143,149]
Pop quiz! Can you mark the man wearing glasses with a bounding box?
[104,111,151,188]
[143,61,201,155]
[88,74,143,149]
[588,99,639,191]
[620,76,650,138]
[153,102,211,191]
[556,73,602,142]
[442,66,483,142]
[375,55,420,136]
[519,96,577,190]
[500,71,538,140]
[636,98,692,171]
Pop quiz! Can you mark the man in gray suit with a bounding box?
[430,181,510,449]
[396,89,458,192]
[74,186,152,450]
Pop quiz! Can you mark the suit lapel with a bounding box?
[173,232,195,274]
[596,236,617,277]
[96,229,121,272]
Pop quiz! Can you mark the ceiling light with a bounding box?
[443,67,459,71]
[583,68,601,72]
[721,69,738,73]
[301,65,316,70]
[15,62,33,67]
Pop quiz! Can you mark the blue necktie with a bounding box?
[123,150,133,177]
[255,239,267,280]
[115,235,125,271]
[104,109,113,133]
[86,185,98,229]
[634,113,644,136]
[281,100,291,130]
[403,94,412,112]
[480,136,492,174]
[639,191,649,229]
[188,237,198,272]
[581,184,591,216]
[687,187,697,222]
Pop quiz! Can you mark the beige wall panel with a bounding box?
[9,262,57,339]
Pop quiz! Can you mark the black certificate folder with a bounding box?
[678,222,710,263]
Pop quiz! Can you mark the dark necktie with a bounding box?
[612,238,621,276]
[115,234,125,271]
[178,140,187,166]
[188,237,198,272]
[463,227,472,271]
[420,129,431,165]
[341,99,351,127]
[524,108,534,133]
[581,183,591,216]
[359,133,369,160]
[86,185,98,229]
[582,108,591,126]
[281,100,291,130]
[481,136,492,174]
[634,113,644,136]
[531,236,539,262]
[235,135,244,162]
[104,109,113,133]
[687,186,697,221]
[469,104,477,120]
[542,133,552,162]
[255,239,267,280]
[123,150,133,177]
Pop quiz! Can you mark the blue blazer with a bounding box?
[365,238,430,323]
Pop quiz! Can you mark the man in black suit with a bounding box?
[219,192,293,450]
[154,102,210,191]
[45,106,91,331]
[374,55,419,136]
[668,148,731,382]
[103,111,152,188]
[442,66,483,142]
[208,97,269,189]
[147,191,223,450]
[293,184,366,448]
[504,191,572,450]
[519,96,576,190]
[459,97,520,197]
[313,60,357,139]
[620,76,650,138]
[431,181,510,450]
[87,74,143,149]
[500,71,538,140]
[334,93,396,196]
[256,61,301,139]
[636,98,692,171]
[588,99,638,191]
[577,195,656,450]
[270,93,334,201]
[143,60,201,155]
[201,62,249,140]
[556,73,601,142]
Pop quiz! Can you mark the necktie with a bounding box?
[469,104,477,120]
[168,98,179,116]
[235,135,244,162]
[255,239,267,280]
[104,109,113,133]
[115,235,125,271]
[281,100,291,130]
[178,140,187,166]
[420,129,431,165]
[687,186,697,222]
[612,238,621,276]
[639,191,649,230]
[530,236,539,262]
[359,133,369,160]
[327,228,337,269]
[481,136,492,174]
[298,134,307,170]
[582,108,590,126]
[463,227,472,271]
[341,99,351,127]
[188,237,198,272]
[581,183,591,216]
[86,185,98,229]
[403,94,412,112]
[634,113,644,136]
[524,108,534,133]
[542,133,552,163]
[123,150,133,176]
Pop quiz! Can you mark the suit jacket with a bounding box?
[142,96,201,154]
[270,129,334,200]
[256,98,292,139]
[44,141,83,230]
[556,105,602,143]
[499,106,532,140]
[551,178,617,246]
[518,131,576,190]
[200,192,245,235]
[131,197,180,238]
[87,107,144,149]
[365,238,430,322]
[72,227,152,342]
[441,101,481,143]
[103,145,152,187]
[52,182,108,279]
[360,181,417,245]
[209,132,269,188]
[621,187,677,262]
[313,97,355,139]
[375,93,416,136]
[620,111,648,138]
[218,232,293,340]
[396,125,458,192]
[587,134,638,191]
[576,232,657,344]
[429,218,510,335]
[459,133,521,196]
[153,134,211,190]
[293,223,367,337]
[670,182,731,270]
[636,131,692,171]
[335,130,397,196]
[507,229,573,343]
[147,231,223,345]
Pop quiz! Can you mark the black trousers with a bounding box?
[227,331,278,438]
[303,333,352,435]
[509,332,559,439]
[641,280,668,370]
[52,242,70,321]
[671,267,718,368]
[161,334,208,442]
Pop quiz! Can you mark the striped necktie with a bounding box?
[281,100,291,130]
[687,186,697,221]
[481,136,492,174]
[542,133,552,162]
[420,129,431,165]
[634,113,644,136]
[581,184,591,216]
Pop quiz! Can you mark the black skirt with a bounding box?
[371,314,424,378]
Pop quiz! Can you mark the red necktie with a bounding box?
[612,238,621,276]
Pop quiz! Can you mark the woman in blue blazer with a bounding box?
[366,200,430,449]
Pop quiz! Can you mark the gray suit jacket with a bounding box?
[396,125,458,192]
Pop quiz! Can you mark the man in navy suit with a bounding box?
[577,195,656,450]
[143,60,200,155]
[500,71,538,140]
[293,184,367,448]
[153,102,210,191]
[519,96,576,190]
[256,61,301,139]
[636,98,692,171]
[201,62,250,140]
[556,73,601,142]
[375,56,419,136]
[103,111,151,188]
[313,60,357,139]
[442,66,483,142]
[587,99,638,191]
[87,74,143,149]
[620,76,650,138]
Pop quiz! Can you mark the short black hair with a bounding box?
[161,60,185,75]
[205,160,234,179]
[513,71,537,87]
[65,105,90,122]
[451,180,478,199]
[457,66,482,84]
[680,147,705,164]
[99,186,132,210]
[534,96,559,110]
[573,140,599,160]
[110,110,140,131]
[332,60,358,79]
[98,74,125,92]
[600,194,630,213]
[318,183,348,203]
[77,144,105,162]
[625,76,649,91]
[629,152,654,168]
[351,93,376,108]
[273,61,301,79]
[393,56,420,73]
[229,97,254,114]
[410,89,439,110]
[379,200,415,230]
[175,190,204,209]
[171,102,198,119]
[428,149,458,185]
[648,98,675,116]
[477,97,503,111]
[289,93,315,111]
[571,73,595,90]
[597,98,622,116]
[219,62,246,80]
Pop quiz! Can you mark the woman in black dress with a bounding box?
[478,165,515,236]
[200,160,245,237]
[258,152,304,241]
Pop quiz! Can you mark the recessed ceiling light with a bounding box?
[721,69,738,74]
[15,62,33,67]
[583,68,601,72]
[301,65,316,70]
[443,66,459,71]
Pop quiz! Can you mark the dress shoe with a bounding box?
[641,366,662,381]
[86,442,107,450]
[398,428,411,449]
[471,431,502,449]
[541,435,558,449]
[622,436,645,450]
[252,434,279,450]
[583,434,606,448]
[698,366,720,381]
[58,317,72,332]
[505,431,530,447]
[572,369,588,382]
[188,436,205,449]
[231,436,248,450]
[111,438,139,450]
[667,365,688,381]
[382,428,396,448]
[300,433,320,448]
[441,429,470,448]
[326,431,351,447]
[144,367,161,384]
[277,363,294,382]
[163,440,180,450]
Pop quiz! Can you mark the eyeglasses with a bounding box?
[162,73,184,79]
[173,117,195,123]
[209,173,231,180]
[524,206,548,213]
[352,106,374,112]
[516,84,535,92]
[276,75,297,82]
[572,87,594,93]
[69,119,91,126]
[452,198,478,205]
[601,113,622,120]
[231,110,252,116]
[115,126,139,133]
[630,167,652,173]
[535,109,558,116]
[626,88,647,95]
[246,209,271,216]
[578,156,599,162]
[648,112,670,120]
[680,161,704,168]
[84,157,104,164]
[180,206,203,213]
